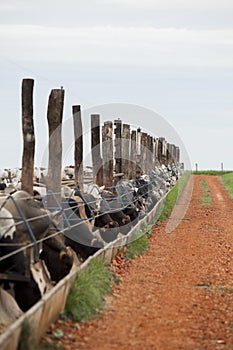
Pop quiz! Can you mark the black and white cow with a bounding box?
[0,191,74,311]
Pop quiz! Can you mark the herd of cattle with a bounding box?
[0,163,182,316]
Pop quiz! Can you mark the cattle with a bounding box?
[99,193,132,235]
[61,196,104,261]
[0,191,74,311]
[0,207,25,289]
[94,212,120,243]
[74,190,121,243]
[74,189,128,242]
[39,234,74,283]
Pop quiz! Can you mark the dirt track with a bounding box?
[43,175,233,350]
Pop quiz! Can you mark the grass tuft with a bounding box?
[159,171,191,222]
[64,258,112,322]
[200,179,211,206]
[125,234,149,260]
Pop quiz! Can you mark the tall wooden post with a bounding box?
[167,143,172,165]
[122,124,130,178]
[21,78,35,196]
[147,135,153,173]
[175,146,180,163]
[141,132,148,174]
[91,114,103,186]
[114,119,122,175]
[73,105,83,191]
[102,121,113,187]
[154,138,159,165]
[136,128,142,175]
[157,138,163,165]
[129,130,137,179]
[46,88,65,207]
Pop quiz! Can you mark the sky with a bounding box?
[0,0,233,170]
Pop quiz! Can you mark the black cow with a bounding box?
[61,197,104,261]
[72,191,121,243]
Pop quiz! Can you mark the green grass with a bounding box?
[200,179,212,206]
[193,170,232,175]
[125,234,149,260]
[64,258,112,322]
[158,171,191,222]
[221,172,233,198]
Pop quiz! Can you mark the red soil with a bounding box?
[42,175,233,350]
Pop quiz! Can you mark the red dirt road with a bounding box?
[43,175,233,350]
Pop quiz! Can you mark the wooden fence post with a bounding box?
[122,124,130,178]
[154,138,159,166]
[167,143,172,165]
[21,78,35,196]
[157,137,163,165]
[129,130,137,179]
[141,132,148,174]
[146,135,153,173]
[46,88,65,207]
[114,119,122,175]
[91,114,103,186]
[102,121,113,187]
[136,128,142,174]
[73,105,83,191]
[175,146,180,164]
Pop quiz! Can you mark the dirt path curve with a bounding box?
[44,175,233,350]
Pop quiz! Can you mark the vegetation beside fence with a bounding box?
[64,258,113,322]
[159,171,191,221]
[193,170,232,176]
[220,172,233,198]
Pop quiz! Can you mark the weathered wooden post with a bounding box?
[46,88,65,207]
[141,132,148,174]
[157,137,163,165]
[171,144,176,164]
[136,128,142,175]
[147,135,153,173]
[102,121,113,187]
[91,114,103,186]
[114,119,122,175]
[159,137,167,165]
[154,138,159,166]
[167,143,172,165]
[73,105,83,191]
[122,124,130,178]
[129,130,137,179]
[175,146,180,164]
[21,78,35,195]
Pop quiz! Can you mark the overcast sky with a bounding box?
[0,0,233,170]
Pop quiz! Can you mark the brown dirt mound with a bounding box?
[42,175,233,350]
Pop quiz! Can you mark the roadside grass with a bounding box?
[158,171,191,222]
[125,234,149,260]
[200,179,212,206]
[220,172,233,199]
[193,170,232,175]
[64,258,113,322]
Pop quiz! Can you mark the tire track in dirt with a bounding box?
[43,175,233,350]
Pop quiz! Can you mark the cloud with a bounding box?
[1,25,233,69]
